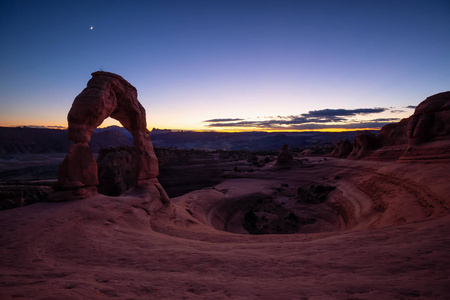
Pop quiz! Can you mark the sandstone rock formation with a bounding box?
[97,146,136,196]
[329,139,353,158]
[374,91,450,159]
[347,132,379,159]
[53,143,99,199]
[407,91,450,145]
[378,119,410,146]
[51,72,162,202]
[277,144,294,165]
[378,92,450,147]
[322,92,450,160]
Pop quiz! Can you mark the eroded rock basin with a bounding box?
[1,157,449,299]
[174,157,449,235]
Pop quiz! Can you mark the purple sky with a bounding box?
[1,0,449,131]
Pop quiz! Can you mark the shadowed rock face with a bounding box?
[347,132,379,159]
[329,139,353,158]
[51,72,160,201]
[378,118,410,146]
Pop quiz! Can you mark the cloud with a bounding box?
[390,109,405,113]
[207,121,259,127]
[204,106,395,130]
[206,120,398,130]
[18,125,66,129]
[303,107,387,118]
[370,118,402,122]
[405,105,417,109]
[203,118,244,123]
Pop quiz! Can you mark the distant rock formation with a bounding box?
[89,130,132,153]
[50,72,164,203]
[329,139,353,158]
[299,148,313,156]
[326,92,450,160]
[277,144,294,165]
[97,146,136,196]
[346,91,450,160]
[0,127,70,155]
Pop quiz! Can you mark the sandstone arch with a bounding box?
[51,71,162,201]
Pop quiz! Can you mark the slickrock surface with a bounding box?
[1,156,450,299]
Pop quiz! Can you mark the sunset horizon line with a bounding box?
[0,124,383,134]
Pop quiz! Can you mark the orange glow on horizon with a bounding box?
[0,122,382,133]
[150,126,383,133]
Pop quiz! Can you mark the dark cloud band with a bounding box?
[204,107,395,130]
[303,107,387,118]
[203,118,245,123]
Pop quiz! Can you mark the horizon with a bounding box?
[1,1,449,132]
[0,124,389,134]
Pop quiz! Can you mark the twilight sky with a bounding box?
[1,0,449,132]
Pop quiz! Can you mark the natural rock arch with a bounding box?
[51,72,164,202]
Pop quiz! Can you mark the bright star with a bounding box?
[90,26,93,30]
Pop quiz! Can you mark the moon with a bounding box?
[90,26,93,30]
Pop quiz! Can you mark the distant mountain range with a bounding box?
[0,126,373,156]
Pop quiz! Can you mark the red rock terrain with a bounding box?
[1,156,449,299]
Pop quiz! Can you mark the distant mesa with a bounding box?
[50,71,168,206]
[150,128,172,135]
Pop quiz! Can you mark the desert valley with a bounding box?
[0,72,449,299]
